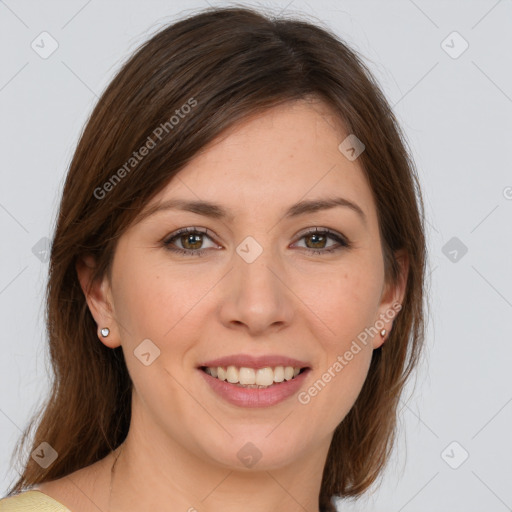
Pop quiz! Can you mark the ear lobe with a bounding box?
[373,249,409,349]
[76,255,119,347]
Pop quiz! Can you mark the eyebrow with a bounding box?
[136,196,367,225]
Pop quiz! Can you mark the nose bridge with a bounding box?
[235,232,282,300]
[220,232,293,334]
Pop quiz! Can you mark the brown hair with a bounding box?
[6,6,427,511]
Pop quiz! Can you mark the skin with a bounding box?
[36,98,407,512]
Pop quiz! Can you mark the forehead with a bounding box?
[145,99,377,225]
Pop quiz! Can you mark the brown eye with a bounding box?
[304,232,328,249]
[163,227,217,256]
[180,233,203,250]
[294,228,350,255]
[163,226,350,257]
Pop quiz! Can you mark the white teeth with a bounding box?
[273,366,285,382]
[284,366,294,381]
[203,365,303,386]
[256,367,274,386]
[239,367,256,385]
[226,365,238,383]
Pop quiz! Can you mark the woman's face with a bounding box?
[83,98,406,472]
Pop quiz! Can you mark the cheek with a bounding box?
[311,259,382,421]
[300,269,377,425]
[110,249,170,339]
[307,259,383,347]
[112,253,215,344]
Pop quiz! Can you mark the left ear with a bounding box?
[373,248,409,349]
[76,254,121,349]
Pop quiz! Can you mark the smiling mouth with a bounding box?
[199,365,308,389]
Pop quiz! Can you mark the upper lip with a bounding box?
[199,354,311,369]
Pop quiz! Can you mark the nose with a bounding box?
[218,242,295,337]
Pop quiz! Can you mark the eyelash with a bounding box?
[162,227,351,257]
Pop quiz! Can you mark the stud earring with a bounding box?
[380,329,386,337]
[100,327,110,337]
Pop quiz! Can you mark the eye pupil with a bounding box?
[182,234,202,249]
[306,233,326,249]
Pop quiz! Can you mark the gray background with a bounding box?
[1,1,511,510]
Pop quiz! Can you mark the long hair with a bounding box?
[6,6,427,511]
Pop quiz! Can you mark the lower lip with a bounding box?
[198,368,311,408]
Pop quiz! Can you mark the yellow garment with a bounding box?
[0,490,70,511]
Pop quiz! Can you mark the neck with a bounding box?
[108,429,328,512]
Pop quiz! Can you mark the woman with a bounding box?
[1,5,427,511]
